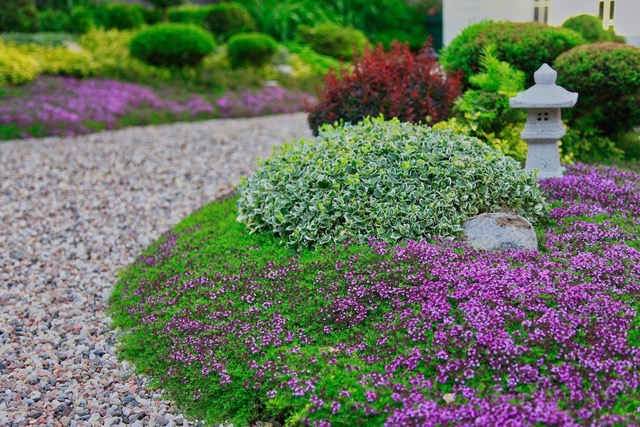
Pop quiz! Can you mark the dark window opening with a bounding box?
[534,6,540,22]
[610,1,615,20]
[599,1,605,19]
[544,6,548,24]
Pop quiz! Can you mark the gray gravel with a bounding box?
[0,114,312,426]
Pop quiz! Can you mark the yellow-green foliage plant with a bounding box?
[17,44,97,78]
[0,43,40,85]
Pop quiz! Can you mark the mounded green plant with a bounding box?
[129,23,216,67]
[555,42,640,138]
[103,3,145,30]
[204,2,255,41]
[561,14,622,43]
[18,43,97,78]
[0,43,40,85]
[296,22,368,60]
[168,5,210,26]
[68,7,94,33]
[0,0,38,32]
[434,45,528,163]
[441,21,585,85]
[37,9,70,32]
[226,32,278,68]
[237,116,549,248]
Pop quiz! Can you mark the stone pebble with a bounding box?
[0,114,312,426]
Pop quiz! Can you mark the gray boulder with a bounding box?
[462,212,538,251]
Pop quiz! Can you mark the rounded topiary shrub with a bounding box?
[561,14,617,43]
[441,21,585,85]
[307,41,461,135]
[226,32,277,68]
[555,42,640,136]
[237,116,549,248]
[204,2,255,41]
[129,23,216,67]
[296,22,368,60]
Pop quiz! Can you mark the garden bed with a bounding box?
[110,163,640,426]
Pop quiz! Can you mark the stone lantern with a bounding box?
[509,64,577,180]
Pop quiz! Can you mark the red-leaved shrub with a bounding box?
[307,41,462,135]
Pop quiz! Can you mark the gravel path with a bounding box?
[0,114,312,427]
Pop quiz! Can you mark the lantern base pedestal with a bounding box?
[524,140,565,181]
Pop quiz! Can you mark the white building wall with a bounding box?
[444,0,640,46]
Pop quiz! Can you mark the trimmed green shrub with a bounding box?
[561,14,618,43]
[0,43,40,85]
[103,4,145,30]
[308,41,460,135]
[435,46,528,163]
[226,32,277,68]
[237,116,549,248]
[0,0,38,32]
[37,9,70,32]
[146,0,185,22]
[129,23,216,67]
[441,21,585,85]
[141,7,163,25]
[204,2,255,41]
[68,7,94,33]
[555,42,640,137]
[296,22,368,60]
[168,5,210,26]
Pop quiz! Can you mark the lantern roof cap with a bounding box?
[509,64,578,109]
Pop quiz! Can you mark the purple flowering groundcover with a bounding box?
[110,163,640,426]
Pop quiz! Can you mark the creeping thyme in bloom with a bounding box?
[110,163,640,426]
[0,76,213,139]
[215,86,316,119]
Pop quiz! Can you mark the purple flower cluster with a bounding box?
[215,86,317,119]
[122,163,640,426]
[0,76,213,138]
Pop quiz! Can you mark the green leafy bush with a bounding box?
[441,21,585,85]
[560,126,623,164]
[237,116,549,248]
[0,43,40,85]
[129,23,216,67]
[0,0,38,32]
[140,7,163,25]
[561,14,622,43]
[146,0,185,22]
[103,3,145,30]
[37,9,70,32]
[204,2,255,41]
[168,5,210,26]
[434,46,528,163]
[68,7,94,33]
[555,42,640,138]
[296,22,368,60]
[226,32,277,68]
[308,41,460,135]
[282,41,344,76]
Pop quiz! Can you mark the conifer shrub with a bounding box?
[129,23,216,67]
[555,42,640,137]
[296,22,368,60]
[237,116,549,248]
[204,2,256,41]
[226,32,278,68]
[441,21,585,85]
[307,41,461,135]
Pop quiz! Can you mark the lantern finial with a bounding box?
[533,63,557,85]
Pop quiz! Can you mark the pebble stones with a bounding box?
[462,212,539,251]
[0,114,312,426]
